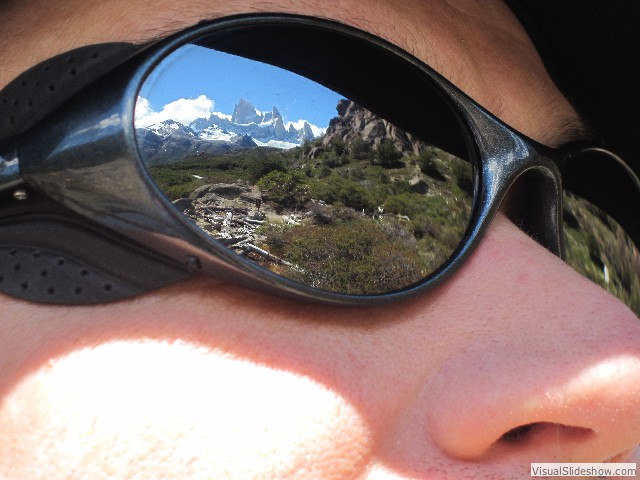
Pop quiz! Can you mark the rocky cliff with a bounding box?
[309,99,424,158]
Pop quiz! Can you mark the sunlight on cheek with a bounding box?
[0,340,371,479]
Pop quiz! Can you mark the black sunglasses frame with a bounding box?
[0,14,637,306]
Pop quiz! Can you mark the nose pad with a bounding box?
[501,167,563,257]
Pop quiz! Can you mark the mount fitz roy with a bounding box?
[138,98,319,165]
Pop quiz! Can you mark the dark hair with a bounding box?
[507,0,640,178]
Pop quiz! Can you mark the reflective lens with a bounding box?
[563,191,640,315]
[135,42,474,294]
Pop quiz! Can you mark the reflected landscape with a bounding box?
[134,42,640,310]
[563,192,640,315]
[135,44,474,294]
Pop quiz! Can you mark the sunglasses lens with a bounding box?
[563,191,640,315]
[136,39,474,295]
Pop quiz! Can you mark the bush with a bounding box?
[245,150,287,182]
[257,170,310,210]
[262,219,426,294]
[305,201,362,225]
[563,192,640,314]
[322,152,348,168]
[350,136,371,160]
[384,192,419,217]
[330,136,348,156]
[149,166,208,200]
[374,139,403,168]
[417,148,447,181]
[451,157,474,195]
[309,175,375,212]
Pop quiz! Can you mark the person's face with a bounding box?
[1,0,639,478]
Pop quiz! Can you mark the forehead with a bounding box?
[0,0,577,144]
[0,0,533,81]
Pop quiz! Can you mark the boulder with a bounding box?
[189,183,247,201]
[172,198,193,211]
[409,176,429,194]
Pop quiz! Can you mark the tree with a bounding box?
[374,139,402,168]
[350,136,370,160]
[257,170,309,210]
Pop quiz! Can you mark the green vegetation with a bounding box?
[374,138,404,167]
[148,129,640,306]
[257,170,310,210]
[149,133,474,294]
[563,192,640,315]
[148,148,289,200]
[257,219,426,294]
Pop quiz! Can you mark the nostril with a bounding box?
[499,422,593,446]
[500,423,538,443]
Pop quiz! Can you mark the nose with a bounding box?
[422,215,640,463]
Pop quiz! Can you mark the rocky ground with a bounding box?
[172,182,303,267]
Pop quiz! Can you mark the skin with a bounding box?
[0,0,639,478]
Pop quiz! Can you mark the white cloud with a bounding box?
[135,95,215,127]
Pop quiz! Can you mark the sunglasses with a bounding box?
[1,14,639,310]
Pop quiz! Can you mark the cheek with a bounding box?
[0,341,372,479]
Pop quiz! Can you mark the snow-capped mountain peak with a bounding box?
[231,98,261,125]
[147,119,195,138]
[138,97,325,165]
[184,98,320,147]
[198,125,235,142]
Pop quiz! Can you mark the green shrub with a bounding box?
[563,192,640,314]
[318,165,332,178]
[451,157,474,195]
[384,192,419,217]
[374,139,403,168]
[262,219,426,294]
[309,175,375,212]
[322,152,349,168]
[350,137,371,160]
[245,150,287,182]
[257,170,310,210]
[417,148,447,181]
[149,167,208,200]
[330,136,348,156]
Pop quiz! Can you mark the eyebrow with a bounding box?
[110,14,600,153]
[134,23,188,45]
[548,112,596,149]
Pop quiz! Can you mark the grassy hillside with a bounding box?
[563,192,640,314]
[147,133,639,312]
[148,136,474,294]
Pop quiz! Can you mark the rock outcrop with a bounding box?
[316,99,423,156]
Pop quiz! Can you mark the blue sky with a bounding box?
[138,44,343,128]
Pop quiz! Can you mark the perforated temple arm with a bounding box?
[0,190,194,304]
[0,42,146,142]
[0,42,147,194]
